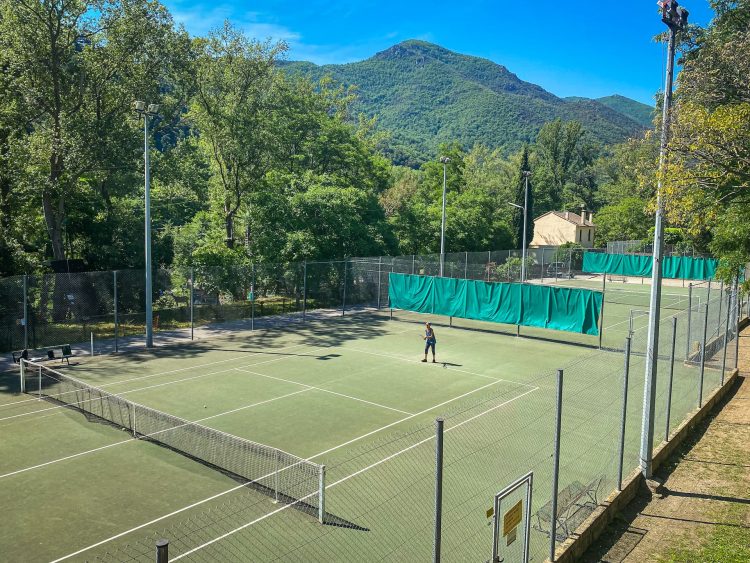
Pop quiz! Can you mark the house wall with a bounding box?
[530,215,577,247]
[531,214,596,248]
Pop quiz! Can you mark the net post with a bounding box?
[302,261,307,322]
[721,285,732,385]
[699,303,709,408]
[90,332,94,357]
[38,364,42,400]
[665,316,677,441]
[274,449,280,503]
[251,263,255,331]
[341,260,347,316]
[550,369,564,562]
[114,271,119,353]
[617,337,632,491]
[685,282,693,360]
[433,418,444,563]
[132,402,137,438]
[190,267,195,340]
[318,464,326,524]
[377,256,382,309]
[156,539,169,563]
[19,358,25,394]
[23,274,28,350]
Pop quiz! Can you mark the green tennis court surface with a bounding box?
[0,306,718,562]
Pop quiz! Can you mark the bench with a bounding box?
[12,344,73,366]
[534,475,604,542]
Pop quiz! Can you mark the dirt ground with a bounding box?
[581,327,750,563]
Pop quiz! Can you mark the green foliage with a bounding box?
[595,198,651,246]
[595,95,655,128]
[495,257,534,281]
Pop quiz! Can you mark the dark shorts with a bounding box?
[425,340,436,354]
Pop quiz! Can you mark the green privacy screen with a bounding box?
[388,273,603,336]
[582,252,717,280]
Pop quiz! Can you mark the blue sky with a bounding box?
[162,1,715,105]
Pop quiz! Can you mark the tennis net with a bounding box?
[21,360,325,519]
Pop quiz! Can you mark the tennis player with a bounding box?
[422,322,437,363]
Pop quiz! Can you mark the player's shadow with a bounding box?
[441,362,463,367]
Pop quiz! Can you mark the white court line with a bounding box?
[0,388,314,481]
[171,385,540,561]
[49,376,514,562]
[343,346,537,388]
[235,367,414,416]
[0,342,310,410]
[0,345,329,424]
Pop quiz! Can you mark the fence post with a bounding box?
[568,247,572,278]
[464,251,468,280]
[190,268,194,340]
[23,274,28,350]
[665,316,677,441]
[434,418,444,563]
[599,275,607,350]
[550,369,564,562]
[685,282,693,360]
[541,248,545,284]
[699,303,709,408]
[377,256,382,309]
[318,465,326,524]
[412,254,416,275]
[156,539,169,563]
[721,287,732,385]
[113,271,119,353]
[251,264,255,331]
[302,261,308,322]
[735,280,740,370]
[342,260,347,316]
[717,281,725,338]
[617,337,632,491]
[487,250,491,282]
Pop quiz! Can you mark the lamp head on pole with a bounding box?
[658,0,689,30]
[133,100,145,112]
[521,170,532,178]
[439,156,450,164]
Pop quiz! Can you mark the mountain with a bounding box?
[595,95,655,128]
[280,40,648,166]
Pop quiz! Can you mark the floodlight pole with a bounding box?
[134,101,159,349]
[439,157,450,277]
[640,2,686,479]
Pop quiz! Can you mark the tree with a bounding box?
[594,198,651,246]
[189,23,286,250]
[512,146,534,249]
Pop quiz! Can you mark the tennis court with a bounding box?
[2,291,732,562]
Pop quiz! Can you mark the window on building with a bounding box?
[578,230,582,242]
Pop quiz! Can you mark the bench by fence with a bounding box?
[534,475,604,542]
[12,344,73,366]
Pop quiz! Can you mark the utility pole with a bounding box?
[439,156,450,277]
[640,0,689,478]
[133,101,160,348]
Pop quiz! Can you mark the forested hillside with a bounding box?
[0,0,747,287]
[281,40,647,165]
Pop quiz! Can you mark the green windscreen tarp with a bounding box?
[388,273,603,336]
[582,252,717,280]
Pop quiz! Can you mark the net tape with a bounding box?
[23,361,324,514]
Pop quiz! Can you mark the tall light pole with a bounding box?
[133,101,160,348]
[640,0,688,478]
[439,156,450,277]
[506,170,531,283]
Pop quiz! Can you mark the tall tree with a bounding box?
[512,146,534,249]
[189,23,286,250]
